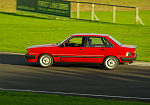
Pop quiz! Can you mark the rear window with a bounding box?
[109,36,122,46]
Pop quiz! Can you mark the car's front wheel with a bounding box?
[104,56,119,70]
[38,54,53,67]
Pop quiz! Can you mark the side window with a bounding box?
[64,37,85,47]
[87,37,105,47]
[102,37,113,48]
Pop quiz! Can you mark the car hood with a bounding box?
[27,44,57,49]
[121,44,137,49]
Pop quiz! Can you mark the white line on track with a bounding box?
[0,88,150,100]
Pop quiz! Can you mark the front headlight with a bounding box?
[26,49,29,54]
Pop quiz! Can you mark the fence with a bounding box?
[16,0,145,25]
[68,1,145,25]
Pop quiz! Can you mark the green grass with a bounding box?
[0,91,150,105]
[0,10,150,61]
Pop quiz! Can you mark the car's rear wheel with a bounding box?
[104,56,119,70]
[38,54,53,67]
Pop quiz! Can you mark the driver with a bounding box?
[68,37,85,47]
[80,37,85,46]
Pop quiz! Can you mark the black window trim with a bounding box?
[102,37,114,48]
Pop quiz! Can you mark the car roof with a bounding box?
[72,33,110,37]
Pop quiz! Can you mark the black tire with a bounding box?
[104,56,119,70]
[38,54,53,67]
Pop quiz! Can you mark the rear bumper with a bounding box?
[121,54,137,61]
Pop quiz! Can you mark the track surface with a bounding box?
[0,54,150,100]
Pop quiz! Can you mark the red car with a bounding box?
[25,33,137,70]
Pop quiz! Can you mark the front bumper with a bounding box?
[25,53,36,59]
[121,54,137,61]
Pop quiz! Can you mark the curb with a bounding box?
[0,51,24,55]
[129,61,150,66]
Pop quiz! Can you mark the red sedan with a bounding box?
[25,33,137,70]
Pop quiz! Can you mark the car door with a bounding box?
[84,37,107,63]
[57,36,85,62]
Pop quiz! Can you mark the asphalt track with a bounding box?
[0,53,150,101]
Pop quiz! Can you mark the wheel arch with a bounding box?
[103,55,120,64]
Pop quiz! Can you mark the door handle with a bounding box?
[100,49,105,50]
[78,49,84,50]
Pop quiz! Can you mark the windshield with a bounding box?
[109,36,122,46]
[57,36,71,46]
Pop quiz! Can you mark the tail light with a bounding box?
[133,51,136,55]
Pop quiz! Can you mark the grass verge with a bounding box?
[0,91,150,105]
[0,10,150,61]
